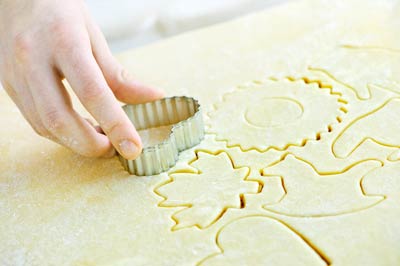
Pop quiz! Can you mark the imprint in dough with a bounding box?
[262,154,384,217]
[244,97,303,128]
[155,151,260,230]
[362,161,400,198]
[2,0,400,264]
[288,82,400,172]
[311,47,400,100]
[138,125,173,148]
[333,98,400,158]
[198,216,328,266]
[208,79,343,151]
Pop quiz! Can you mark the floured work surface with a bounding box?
[1,0,400,265]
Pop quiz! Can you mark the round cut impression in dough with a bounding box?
[245,97,303,128]
[208,79,344,151]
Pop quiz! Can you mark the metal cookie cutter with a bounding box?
[119,96,204,176]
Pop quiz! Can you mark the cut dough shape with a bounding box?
[169,134,283,172]
[199,216,328,266]
[388,149,400,161]
[167,135,287,209]
[289,81,399,172]
[333,98,400,158]
[262,154,384,217]
[208,79,343,151]
[362,161,400,198]
[155,151,260,229]
[311,47,400,100]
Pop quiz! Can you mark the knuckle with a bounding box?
[13,33,33,62]
[42,108,67,132]
[50,21,79,53]
[103,119,124,136]
[49,20,71,38]
[57,35,76,53]
[81,83,109,107]
[111,69,127,98]
[49,20,71,40]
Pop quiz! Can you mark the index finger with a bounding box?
[57,46,142,160]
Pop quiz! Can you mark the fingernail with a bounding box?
[119,140,141,159]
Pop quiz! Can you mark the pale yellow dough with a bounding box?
[138,125,173,148]
[1,0,400,265]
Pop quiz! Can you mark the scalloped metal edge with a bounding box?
[118,96,204,176]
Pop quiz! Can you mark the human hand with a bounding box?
[0,0,163,160]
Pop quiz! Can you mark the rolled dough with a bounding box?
[1,0,400,265]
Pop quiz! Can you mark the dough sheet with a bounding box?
[1,0,400,265]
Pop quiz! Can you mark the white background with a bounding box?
[87,0,284,52]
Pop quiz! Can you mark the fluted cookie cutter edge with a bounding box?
[119,96,204,176]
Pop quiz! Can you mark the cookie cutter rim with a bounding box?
[118,96,204,176]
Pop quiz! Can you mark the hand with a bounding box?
[0,0,163,159]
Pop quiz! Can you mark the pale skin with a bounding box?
[0,0,164,160]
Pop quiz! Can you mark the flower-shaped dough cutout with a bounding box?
[155,151,260,230]
[208,79,343,151]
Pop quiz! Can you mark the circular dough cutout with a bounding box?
[245,97,303,128]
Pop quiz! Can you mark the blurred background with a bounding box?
[87,0,286,52]
[0,0,286,91]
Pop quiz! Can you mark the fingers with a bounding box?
[85,16,164,104]
[1,0,150,160]
[1,78,51,138]
[56,39,143,160]
[27,64,114,157]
